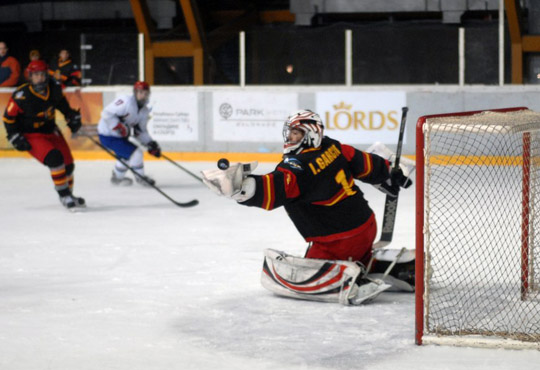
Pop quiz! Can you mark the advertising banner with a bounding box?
[213,92,298,142]
[146,91,198,142]
[316,91,406,145]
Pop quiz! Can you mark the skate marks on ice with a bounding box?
[173,291,415,370]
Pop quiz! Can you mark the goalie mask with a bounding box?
[283,109,324,155]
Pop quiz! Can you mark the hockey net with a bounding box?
[416,107,540,349]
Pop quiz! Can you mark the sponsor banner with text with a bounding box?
[316,91,406,145]
[146,91,198,142]
[213,92,298,142]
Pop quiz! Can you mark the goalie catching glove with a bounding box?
[201,161,258,202]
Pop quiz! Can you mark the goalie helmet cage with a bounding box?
[415,107,540,350]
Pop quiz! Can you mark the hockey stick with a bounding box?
[83,135,199,208]
[160,153,203,183]
[372,106,408,250]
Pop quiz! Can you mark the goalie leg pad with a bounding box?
[261,249,390,305]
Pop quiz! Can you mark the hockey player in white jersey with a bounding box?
[97,81,161,186]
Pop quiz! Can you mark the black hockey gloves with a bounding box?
[8,133,31,151]
[375,167,412,198]
[67,110,82,133]
[390,167,412,189]
[147,141,161,157]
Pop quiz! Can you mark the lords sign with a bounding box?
[316,91,406,145]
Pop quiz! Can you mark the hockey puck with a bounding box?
[217,158,230,170]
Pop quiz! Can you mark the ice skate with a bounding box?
[111,171,133,186]
[59,194,86,212]
[135,174,155,187]
[59,194,76,210]
[72,195,86,208]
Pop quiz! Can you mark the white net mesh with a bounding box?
[423,109,540,343]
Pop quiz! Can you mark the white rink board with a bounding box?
[212,91,298,142]
[147,91,199,142]
[315,91,407,145]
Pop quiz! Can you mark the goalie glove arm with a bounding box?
[341,144,391,185]
[238,167,300,211]
[366,142,414,196]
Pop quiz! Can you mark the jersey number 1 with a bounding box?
[334,169,356,196]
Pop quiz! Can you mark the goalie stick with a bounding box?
[372,106,408,250]
[80,133,199,208]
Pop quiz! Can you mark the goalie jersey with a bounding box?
[239,136,391,242]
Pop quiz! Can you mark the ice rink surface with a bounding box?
[1,158,539,370]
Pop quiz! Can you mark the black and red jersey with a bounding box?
[48,58,81,87]
[2,80,77,137]
[240,136,391,242]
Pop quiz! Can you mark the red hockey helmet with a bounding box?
[134,81,150,91]
[26,60,48,74]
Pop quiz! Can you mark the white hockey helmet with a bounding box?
[283,109,324,154]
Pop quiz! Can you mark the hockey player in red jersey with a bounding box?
[201,109,413,304]
[2,60,85,210]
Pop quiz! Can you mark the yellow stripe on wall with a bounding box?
[427,155,527,166]
[0,150,417,164]
[0,150,285,162]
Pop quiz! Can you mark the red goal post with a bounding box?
[415,107,540,349]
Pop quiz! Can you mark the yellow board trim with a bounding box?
[427,155,527,166]
[0,150,286,162]
[3,151,529,167]
[0,151,419,163]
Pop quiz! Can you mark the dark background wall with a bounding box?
[0,1,519,86]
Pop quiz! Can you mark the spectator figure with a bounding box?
[29,49,41,62]
[24,50,42,80]
[49,49,81,88]
[0,41,21,87]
